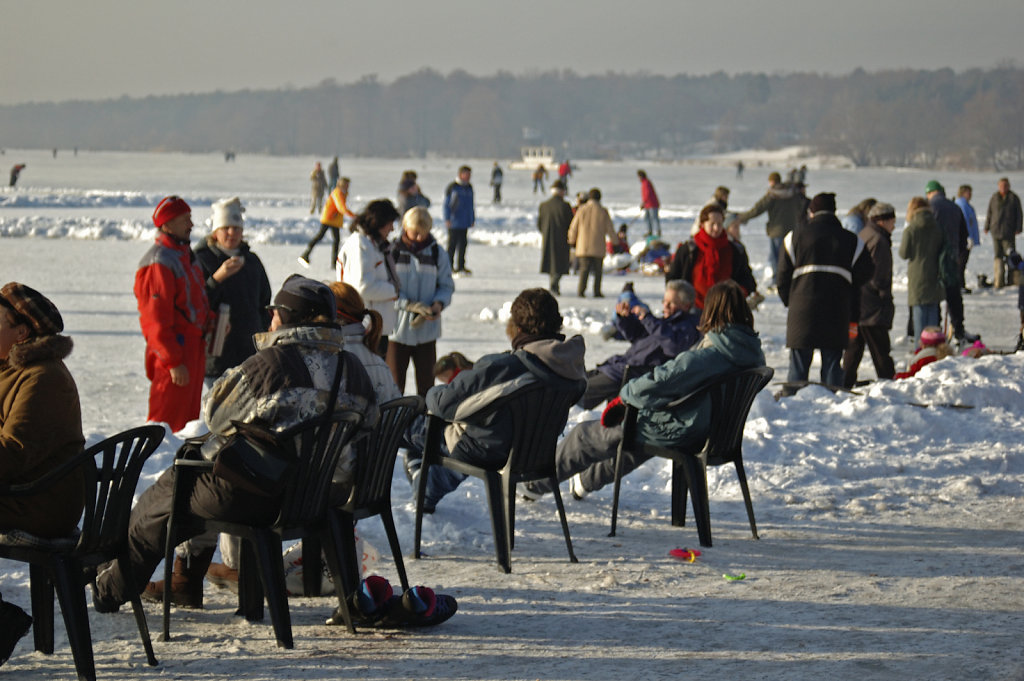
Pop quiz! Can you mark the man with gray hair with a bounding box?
[843,202,897,388]
[578,279,701,409]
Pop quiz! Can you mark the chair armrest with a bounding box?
[173,458,216,471]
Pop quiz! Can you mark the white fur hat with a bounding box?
[210,196,245,229]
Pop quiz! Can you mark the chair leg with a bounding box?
[51,558,97,681]
[549,477,579,564]
[252,531,293,649]
[504,476,516,552]
[680,456,712,547]
[413,456,432,560]
[29,564,54,654]
[482,471,511,573]
[379,508,410,591]
[300,536,323,597]
[237,540,264,622]
[609,445,626,537]
[671,462,688,528]
[733,459,759,539]
[323,513,356,634]
[118,556,158,666]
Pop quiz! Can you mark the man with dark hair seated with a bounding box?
[579,279,701,409]
[408,288,587,513]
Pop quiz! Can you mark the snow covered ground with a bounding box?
[1,151,1023,680]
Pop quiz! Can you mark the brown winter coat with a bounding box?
[568,200,617,258]
[0,334,85,538]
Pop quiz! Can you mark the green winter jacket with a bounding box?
[620,324,765,448]
[899,210,945,306]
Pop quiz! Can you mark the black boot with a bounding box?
[0,598,32,667]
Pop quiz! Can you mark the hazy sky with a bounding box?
[2,0,1023,105]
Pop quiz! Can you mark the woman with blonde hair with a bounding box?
[899,197,945,342]
[387,206,454,396]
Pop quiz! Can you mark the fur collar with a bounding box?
[7,334,74,369]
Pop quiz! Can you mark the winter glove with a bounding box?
[407,301,434,328]
[601,396,626,428]
[746,291,765,310]
[848,322,858,340]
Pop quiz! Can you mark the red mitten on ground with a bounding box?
[601,396,626,428]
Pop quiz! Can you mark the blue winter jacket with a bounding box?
[390,235,455,346]
[426,335,587,465]
[621,324,765,448]
[442,181,475,230]
[597,309,701,383]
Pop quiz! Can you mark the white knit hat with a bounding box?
[210,196,245,229]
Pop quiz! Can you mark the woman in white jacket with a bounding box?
[337,199,401,356]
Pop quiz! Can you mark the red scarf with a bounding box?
[692,229,733,307]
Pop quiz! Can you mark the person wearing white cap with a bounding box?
[194,197,272,382]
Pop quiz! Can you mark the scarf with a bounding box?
[692,229,733,307]
[400,232,433,253]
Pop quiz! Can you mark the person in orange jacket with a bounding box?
[134,196,213,432]
[299,176,356,267]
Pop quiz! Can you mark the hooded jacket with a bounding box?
[204,324,379,487]
[899,210,945,306]
[621,324,764,448]
[0,334,85,538]
[426,335,587,464]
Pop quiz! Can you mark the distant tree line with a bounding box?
[2,66,1022,170]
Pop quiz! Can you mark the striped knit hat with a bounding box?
[0,282,64,336]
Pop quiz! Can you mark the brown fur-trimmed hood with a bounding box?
[6,334,74,369]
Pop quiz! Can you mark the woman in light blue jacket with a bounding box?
[387,206,455,395]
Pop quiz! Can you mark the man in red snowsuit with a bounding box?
[134,196,212,432]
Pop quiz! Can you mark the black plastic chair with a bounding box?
[609,366,774,546]
[413,380,580,573]
[0,425,165,681]
[301,396,424,623]
[161,410,363,648]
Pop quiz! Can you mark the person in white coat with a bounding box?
[337,199,401,356]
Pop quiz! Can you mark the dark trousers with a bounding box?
[386,340,437,397]
[531,421,645,495]
[842,325,895,388]
[788,347,843,388]
[94,465,275,606]
[944,284,965,336]
[302,224,341,264]
[577,256,604,297]
[448,228,469,271]
[492,185,502,203]
[578,369,621,410]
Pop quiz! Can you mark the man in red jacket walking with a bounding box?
[637,170,661,237]
[135,196,213,432]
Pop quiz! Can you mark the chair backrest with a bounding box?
[699,366,774,465]
[342,395,424,512]
[76,425,166,559]
[276,410,364,525]
[500,381,581,480]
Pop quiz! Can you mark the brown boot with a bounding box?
[206,562,239,593]
[142,548,215,609]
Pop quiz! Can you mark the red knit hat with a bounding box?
[152,195,191,228]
